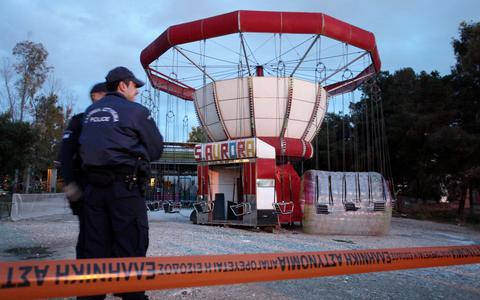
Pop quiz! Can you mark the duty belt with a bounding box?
[85,165,135,187]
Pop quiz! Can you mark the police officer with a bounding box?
[59,82,107,259]
[79,66,163,300]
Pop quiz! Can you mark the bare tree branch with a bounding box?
[0,57,17,120]
[12,40,53,121]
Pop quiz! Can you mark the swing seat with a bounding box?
[373,201,386,211]
[273,201,294,215]
[316,204,330,214]
[146,200,161,212]
[344,202,360,211]
[230,202,252,216]
[163,201,181,213]
[193,201,214,214]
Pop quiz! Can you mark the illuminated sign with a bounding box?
[194,138,256,162]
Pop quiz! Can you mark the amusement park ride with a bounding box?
[140,11,393,235]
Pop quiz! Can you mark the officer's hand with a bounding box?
[64,182,83,202]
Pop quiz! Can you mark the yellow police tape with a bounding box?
[1,245,479,299]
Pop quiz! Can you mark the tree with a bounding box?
[12,40,52,121]
[306,113,354,172]
[0,112,35,189]
[451,21,480,135]
[450,21,480,217]
[453,22,480,83]
[1,40,78,192]
[44,73,75,121]
[188,126,208,142]
[31,93,66,174]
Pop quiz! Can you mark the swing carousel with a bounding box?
[140,10,393,234]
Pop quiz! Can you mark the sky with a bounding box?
[0,0,479,137]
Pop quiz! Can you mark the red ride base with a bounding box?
[275,162,302,225]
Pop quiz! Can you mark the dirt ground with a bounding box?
[1,210,479,299]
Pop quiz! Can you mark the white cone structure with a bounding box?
[193,77,328,142]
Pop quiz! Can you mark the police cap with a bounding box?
[105,66,145,88]
[90,82,107,94]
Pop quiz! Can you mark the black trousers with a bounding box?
[76,209,86,259]
[79,181,149,300]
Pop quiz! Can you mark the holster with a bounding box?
[135,160,151,196]
[137,160,151,178]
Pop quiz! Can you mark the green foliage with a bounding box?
[0,112,35,178]
[31,93,66,172]
[450,21,480,215]
[306,113,353,172]
[1,40,67,189]
[453,21,480,81]
[451,21,480,140]
[380,69,458,201]
[188,126,208,143]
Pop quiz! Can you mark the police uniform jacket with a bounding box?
[59,113,85,186]
[79,92,163,168]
